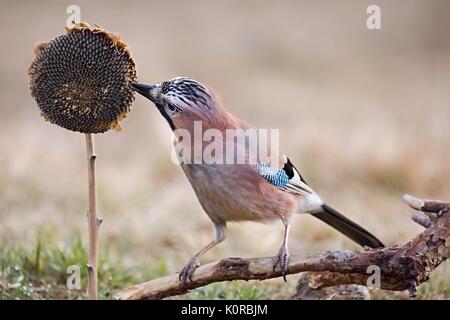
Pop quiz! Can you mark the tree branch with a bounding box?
[113,195,449,300]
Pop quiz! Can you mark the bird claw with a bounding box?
[178,257,200,287]
[272,246,289,281]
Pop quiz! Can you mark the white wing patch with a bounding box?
[281,166,315,196]
[256,159,324,213]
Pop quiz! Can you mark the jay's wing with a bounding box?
[256,157,385,248]
[256,158,315,196]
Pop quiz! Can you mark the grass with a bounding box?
[1,233,448,300]
[188,282,266,300]
[0,236,136,299]
[0,235,270,300]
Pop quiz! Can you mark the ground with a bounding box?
[1,236,449,299]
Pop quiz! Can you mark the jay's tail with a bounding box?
[311,203,384,248]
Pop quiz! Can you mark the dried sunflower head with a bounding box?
[28,22,137,133]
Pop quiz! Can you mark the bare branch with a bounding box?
[114,195,450,300]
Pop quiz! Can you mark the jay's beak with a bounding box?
[131,82,160,103]
[131,82,175,129]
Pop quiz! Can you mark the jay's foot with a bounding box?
[273,246,289,281]
[178,256,200,287]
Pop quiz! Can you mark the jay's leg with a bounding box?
[273,218,290,281]
[179,223,227,286]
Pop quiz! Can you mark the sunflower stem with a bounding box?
[85,133,101,299]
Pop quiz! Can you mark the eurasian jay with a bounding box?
[132,77,384,285]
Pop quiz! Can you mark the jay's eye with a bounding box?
[166,103,181,115]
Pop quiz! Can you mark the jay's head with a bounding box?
[132,77,226,131]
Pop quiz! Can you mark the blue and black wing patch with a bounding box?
[256,158,314,196]
[255,163,290,187]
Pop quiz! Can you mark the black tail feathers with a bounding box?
[311,203,384,248]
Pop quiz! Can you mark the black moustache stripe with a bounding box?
[156,103,175,130]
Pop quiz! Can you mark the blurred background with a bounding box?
[0,0,449,299]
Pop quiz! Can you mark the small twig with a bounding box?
[411,212,431,228]
[85,134,101,299]
[403,194,425,211]
[114,195,450,300]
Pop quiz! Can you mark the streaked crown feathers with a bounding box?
[161,77,214,110]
